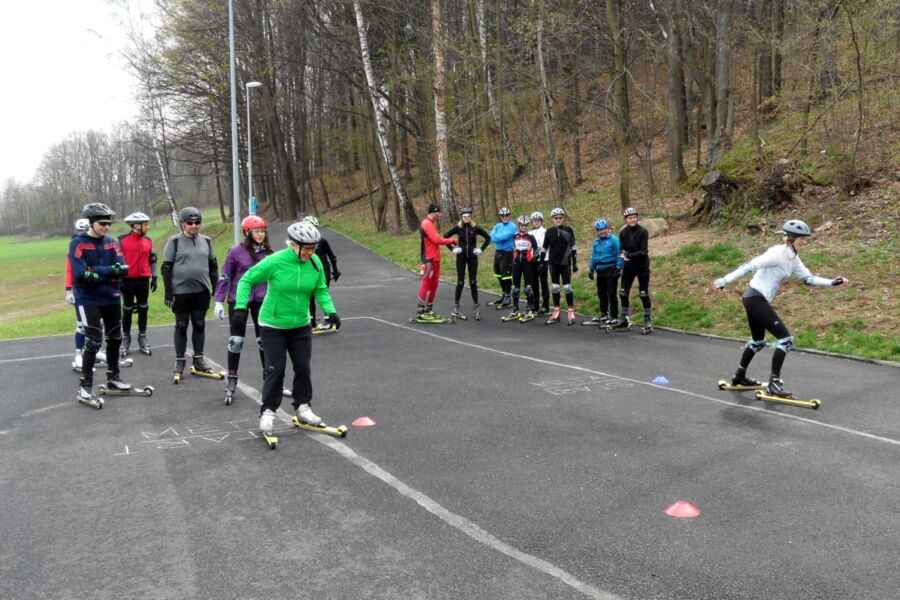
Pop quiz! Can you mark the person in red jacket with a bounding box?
[415,203,457,320]
[118,212,158,356]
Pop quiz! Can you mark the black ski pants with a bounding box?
[454,254,480,305]
[594,267,620,318]
[78,302,122,387]
[121,278,150,335]
[259,325,313,415]
[172,291,210,358]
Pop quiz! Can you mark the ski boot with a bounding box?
[582,314,607,327]
[71,351,83,372]
[98,376,154,397]
[606,315,632,332]
[224,373,238,406]
[546,307,561,325]
[173,357,186,384]
[450,305,467,321]
[292,403,348,438]
[190,355,225,379]
[137,332,151,356]
[567,307,576,326]
[121,333,131,358]
[259,409,278,449]
[755,377,821,409]
[499,294,514,309]
[501,308,521,322]
[537,306,549,316]
[473,304,482,321]
[718,371,764,391]
[519,309,535,323]
[641,314,653,335]
[76,385,103,409]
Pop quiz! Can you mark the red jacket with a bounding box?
[118,230,157,278]
[419,217,455,262]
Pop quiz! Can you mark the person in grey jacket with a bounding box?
[161,207,219,381]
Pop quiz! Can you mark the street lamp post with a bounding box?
[228,0,240,244]
[245,81,262,215]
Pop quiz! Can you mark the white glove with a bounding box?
[714,277,727,289]
[214,301,226,319]
[452,246,463,254]
[473,248,482,256]
[65,290,76,305]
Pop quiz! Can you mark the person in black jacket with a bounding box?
[542,207,578,325]
[614,206,652,329]
[444,207,491,320]
[303,216,341,329]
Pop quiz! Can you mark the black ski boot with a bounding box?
[731,369,762,387]
[766,376,793,399]
[121,333,131,357]
[137,332,151,355]
[224,373,238,406]
[173,357,186,384]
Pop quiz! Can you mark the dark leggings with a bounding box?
[595,268,619,318]
[173,292,210,358]
[121,278,150,335]
[227,301,263,375]
[740,294,791,378]
[259,325,312,414]
[549,263,573,307]
[619,262,651,315]
[454,254,480,305]
[78,303,122,387]
[533,262,550,310]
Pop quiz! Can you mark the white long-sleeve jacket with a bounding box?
[716,243,834,303]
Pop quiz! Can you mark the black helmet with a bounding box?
[179,206,202,223]
[82,203,114,222]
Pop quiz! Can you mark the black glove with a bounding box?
[588,270,594,280]
[150,276,158,293]
[165,295,174,309]
[328,312,341,330]
[572,263,579,273]
[231,308,249,332]
[332,270,341,283]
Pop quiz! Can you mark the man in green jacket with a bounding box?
[233,221,340,435]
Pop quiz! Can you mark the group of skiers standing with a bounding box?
[415,204,654,329]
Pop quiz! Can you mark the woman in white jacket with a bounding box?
[714,219,848,398]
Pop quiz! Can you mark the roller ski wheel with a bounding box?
[291,416,348,438]
[311,324,339,336]
[173,372,183,384]
[754,389,821,410]
[717,379,766,391]
[518,311,535,323]
[119,358,134,368]
[97,383,154,397]
[76,388,104,409]
[261,431,279,449]
[190,366,226,380]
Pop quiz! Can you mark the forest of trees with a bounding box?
[1,0,896,236]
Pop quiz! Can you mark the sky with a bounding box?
[0,1,149,184]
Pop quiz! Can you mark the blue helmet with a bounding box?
[594,218,609,230]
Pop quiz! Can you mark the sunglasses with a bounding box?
[185,221,201,226]
[96,221,112,226]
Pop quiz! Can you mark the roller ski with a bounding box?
[291,404,348,438]
[173,357,186,384]
[450,306,468,321]
[137,333,151,356]
[582,315,608,327]
[259,409,279,449]
[98,376,154,397]
[545,307,561,325]
[312,323,339,336]
[473,305,482,321]
[641,315,653,335]
[754,378,821,409]
[501,309,521,322]
[76,386,104,409]
[409,309,455,325]
[718,373,765,391]
[224,373,238,406]
[606,316,633,333]
[190,355,226,380]
[488,295,512,310]
[518,309,536,323]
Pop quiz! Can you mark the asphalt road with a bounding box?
[1,224,897,600]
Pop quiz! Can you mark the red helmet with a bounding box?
[241,215,267,235]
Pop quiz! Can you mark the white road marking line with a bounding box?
[366,317,900,449]
[21,402,71,417]
[220,359,619,600]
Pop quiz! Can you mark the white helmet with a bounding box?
[74,218,90,233]
[782,219,812,237]
[124,212,150,224]
[287,221,321,245]
[530,211,544,221]
[550,207,565,217]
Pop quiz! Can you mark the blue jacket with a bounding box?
[489,221,517,251]
[588,234,624,272]
[69,232,126,306]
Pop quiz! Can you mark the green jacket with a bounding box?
[235,248,335,329]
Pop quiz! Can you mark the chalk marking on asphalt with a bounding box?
[21,402,71,417]
[222,359,619,600]
[363,317,900,449]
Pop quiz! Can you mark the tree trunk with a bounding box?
[707,0,733,167]
[667,5,686,185]
[431,0,456,218]
[353,0,418,231]
[535,0,569,200]
[606,0,631,210]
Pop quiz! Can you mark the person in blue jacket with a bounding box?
[68,203,133,406]
[489,207,517,308]
[587,218,624,325]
